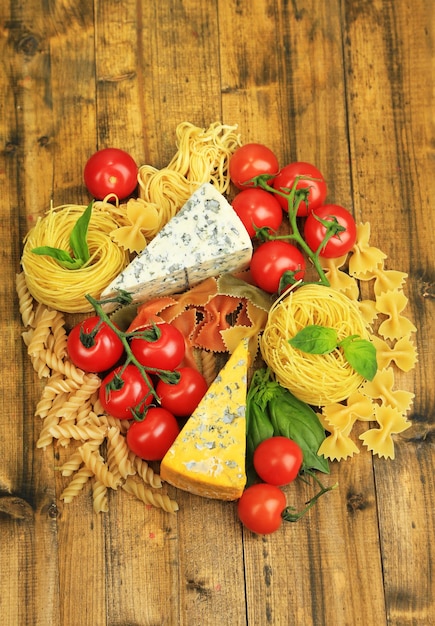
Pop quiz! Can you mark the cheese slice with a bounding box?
[101,183,252,306]
[160,338,250,501]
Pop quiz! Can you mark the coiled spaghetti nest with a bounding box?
[260,284,371,405]
[21,204,130,313]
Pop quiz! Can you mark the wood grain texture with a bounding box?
[0,1,433,625]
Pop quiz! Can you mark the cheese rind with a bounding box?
[160,338,249,501]
[101,183,252,304]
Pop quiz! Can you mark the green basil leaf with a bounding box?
[31,246,83,269]
[245,369,275,484]
[340,336,378,381]
[288,325,338,354]
[267,389,330,474]
[69,201,93,263]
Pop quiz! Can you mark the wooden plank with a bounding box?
[1,0,434,624]
[220,2,386,624]
[343,1,435,623]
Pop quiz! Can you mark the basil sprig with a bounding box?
[246,367,330,484]
[288,324,377,381]
[32,201,93,269]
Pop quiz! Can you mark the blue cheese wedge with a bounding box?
[101,183,252,304]
[160,338,250,501]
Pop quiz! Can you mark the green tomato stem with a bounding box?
[253,176,330,287]
[282,471,338,522]
[85,293,179,407]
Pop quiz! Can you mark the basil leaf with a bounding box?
[267,388,330,474]
[289,325,337,354]
[31,246,83,269]
[245,369,275,484]
[69,201,92,263]
[340,336,378,381]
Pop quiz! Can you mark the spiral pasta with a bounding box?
[21,203,129,313]
[261,285,372,405]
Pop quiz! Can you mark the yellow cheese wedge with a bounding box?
[160,338,249,501]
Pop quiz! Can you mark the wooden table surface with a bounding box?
[1,1,434,625]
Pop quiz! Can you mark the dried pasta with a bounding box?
[16,272,35,327]
[60,466,94,503]
[21,203,129,313]
[261,285,372,405]
[133,121,241,242]
[122,477,179,514]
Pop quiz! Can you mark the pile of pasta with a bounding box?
[262,221,417,460]
[16,272,179,514]
[109,121,242,253]
[316,223,417,460]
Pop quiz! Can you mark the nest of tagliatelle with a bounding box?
[260,284,372,406]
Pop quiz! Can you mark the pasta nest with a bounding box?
[260,284,371,405]
[21,204,130,313]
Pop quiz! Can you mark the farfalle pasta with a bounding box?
[359,405,411,459]
[375,289,417,340]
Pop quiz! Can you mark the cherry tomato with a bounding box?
[156,367,208,417]
[126,407,180,461]
[84,148,138,200]
[253,437,303,486]
[237,483,287,535]
[99,364,154,420]
[229,143,279,190]
[250,240,306,294]
[130,322,185,372]
[304,204,357,258]
[67,316,124,373]
[272,162,327,216]
[231,188,283,238]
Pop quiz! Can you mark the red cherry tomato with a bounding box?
[156,367,208,417]
[250,240,306,294]
[231,188,283,238]
[229,143,279,190]
[253,437,303,486]
[84,148,138,200]
[99,364,154,420]
[237,483,287,535]
[126,407,180,461]
[272,162,327,216]
[67,316,124,373]
[130,322,186,372]
[304,204,357,258]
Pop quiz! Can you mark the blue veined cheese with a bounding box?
[160,338,250,501]
[101,183,252,305]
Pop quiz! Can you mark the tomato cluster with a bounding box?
[67,316,208,461]
[238,436,303,535]
[229,144,357,294]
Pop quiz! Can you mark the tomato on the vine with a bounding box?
[84,148,138,200]
[304,204,357,258]
[126,407,180,461]
[231,188,283,238]
[272,161,327,216]
[67,316,124,373]
[237,483,287,535]
[99,364,154,420]
[130,322,185,372]
[229,143,279,190]
[253,437,303,486]
[156,367,208,417]
[250,240,306,294]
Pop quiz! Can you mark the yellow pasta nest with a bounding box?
[261,284,371,405]
[21,203,130,313]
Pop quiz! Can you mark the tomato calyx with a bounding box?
[249,174,331,287]
[78,319,104,348]
[85,292,182,407]
[282,471,338,523]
